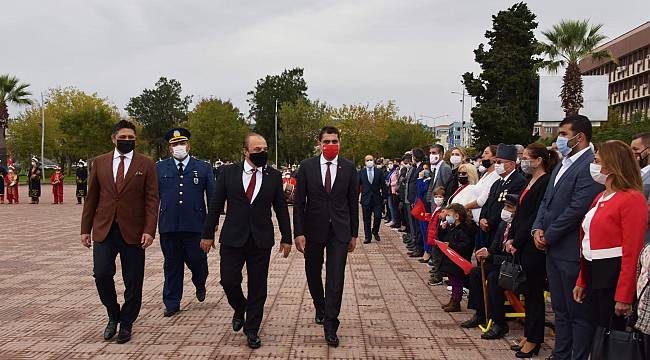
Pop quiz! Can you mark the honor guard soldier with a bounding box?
[157,128,215,317]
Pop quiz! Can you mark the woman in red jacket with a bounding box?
[573,140,648,331]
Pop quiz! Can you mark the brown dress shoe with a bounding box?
[443,300,461,312]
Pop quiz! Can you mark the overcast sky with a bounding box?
[2,0,647,126]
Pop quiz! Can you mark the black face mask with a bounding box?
[638,149,649,169]
[116,139,135,154]
[249,151,268,168]
[458,176,469,185]
[481,159,492,168]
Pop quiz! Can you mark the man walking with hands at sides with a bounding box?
[532,115,603,360]
[293,126,359,348]
[359,154,384,244]
[80,120,159,344]
[200,133,292,350]
[157,128,214,317]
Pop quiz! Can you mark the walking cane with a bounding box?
[478,258,493,332]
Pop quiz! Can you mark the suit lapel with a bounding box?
[330,161,344,194]
[119,154,141,192]
[253,166,271,204]
[107,153,119,195]
[550,150,591,200]
[238,162,248,201]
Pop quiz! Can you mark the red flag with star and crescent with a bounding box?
[435,240,473,275]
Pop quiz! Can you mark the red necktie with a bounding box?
[116,155,125,192]
[325,162,332,193]
[246,168,257,202]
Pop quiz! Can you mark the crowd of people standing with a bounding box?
[371,114,650,359]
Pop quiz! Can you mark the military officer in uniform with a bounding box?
[157,128,215,317]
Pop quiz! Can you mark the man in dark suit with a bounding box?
[532,115,603,360]
[631,132,650,243]
[157,128,215,317]
[294,126,359,348]
[359,154,384,243]
[200,133,292,349]
[426,144,452,209]
[80,120,160,344]
[479,144,527,247]
[404,148,426,257]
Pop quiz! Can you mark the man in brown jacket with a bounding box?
[80,120,159,344]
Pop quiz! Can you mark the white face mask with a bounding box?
[366,160,375,168]
[589,163,608,185]
[172,145,188,160]
[450,155,462,165]
[433,197,444,207]
[430,154,440,165]
[501,209,514,223]
[495,163,506,175]
[478,165,487,173]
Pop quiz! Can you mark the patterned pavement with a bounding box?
[0,185,555,359]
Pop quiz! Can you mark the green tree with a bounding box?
[593,110,649,144]
[1,74,33,166]
[247,68,307,162]
[126,77,192,159]
[540,20,610,116]
[8,87,120,169]
[59,106,118,162]
[278,99,329,165]
[184,98,250,162]
[462,2,542,149]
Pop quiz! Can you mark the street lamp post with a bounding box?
[416,114,449,142]
[40,92,45,171]
[451,89,466,147]
[274,99,279,167]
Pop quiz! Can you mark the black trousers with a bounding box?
[361,203,382,240]
[521,251,547,344]
[305,225,349,335]
[93,222,145,328]
[219,237,272,333]
[160,232,208,311]
[586,286,627,330]
[467,264,505,325]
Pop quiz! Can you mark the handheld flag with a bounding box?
[435,240,473,275]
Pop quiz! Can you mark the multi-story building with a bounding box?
[447,121,471,148]
[579,21,650,122]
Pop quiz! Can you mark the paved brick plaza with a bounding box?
[0,185,554,359]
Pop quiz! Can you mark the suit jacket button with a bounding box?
[179,191,183,195]
[179,200,183,205]
[180,183,184,187]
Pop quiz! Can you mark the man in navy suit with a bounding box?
[294,126,359,348]
[359,154,384,243]
[156,128,215,317]
[532,115,604,360]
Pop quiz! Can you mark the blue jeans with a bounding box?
[387,194,399,223]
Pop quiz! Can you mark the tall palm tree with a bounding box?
[540,20,610,116]
[0,74,33,166]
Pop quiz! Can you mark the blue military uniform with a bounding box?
[157,128,215,314]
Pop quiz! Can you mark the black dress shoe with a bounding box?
[510,343,523,351]
[325,334,340,347]
[103,320,118,340]
[515,344,541,358]
[409,251,424,257]
[481,323,509,340]
[164,308,180,317]
[232,311,245,332]
[246,331,262,349]
[373,233,381,242]
[363,238,372,244]
[196,288,206,302]
[116,326,132,344]
[315,310,325,325]
[460,313,484,328]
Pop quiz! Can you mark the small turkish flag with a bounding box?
[435,240,473,275]
[410,199,430,221]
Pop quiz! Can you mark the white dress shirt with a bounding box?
[581,192,616,261]
[555,146,591,186]
[173,155,190,171]
[642,165,650,177]
[475,170,500,207]
[242,161,262,203]
[431,161,443,185]
[320,154,338,188]
[113,149,133,182]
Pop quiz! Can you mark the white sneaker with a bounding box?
[447,286,452,292]
[386,221,394,227]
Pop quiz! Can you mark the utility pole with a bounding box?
[274,99,279,167]
[41,92,45,171]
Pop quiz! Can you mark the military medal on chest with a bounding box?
[193,170,199,185]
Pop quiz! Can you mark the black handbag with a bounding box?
[591,316,644,360]
[497,254,526,293]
